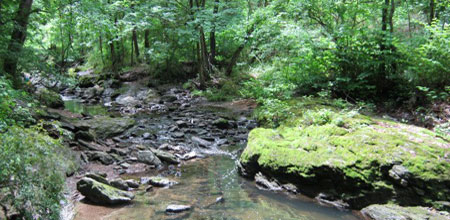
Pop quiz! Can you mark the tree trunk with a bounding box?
[225,24,257,76]
[209,0,219,65]
[99,34,105,66]
[130,35,134,65]
[199,27,210,88]
[132,27,140,62]
[389,0,395,33]
[144,29,150,62]
[3,0,33,88]
[109,38,116,71]
[429,0,435,25]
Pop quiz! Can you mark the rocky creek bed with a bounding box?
[43,70,449,220]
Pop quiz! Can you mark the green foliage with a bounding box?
[0,77,35,132]
[407,25,450,89]
[0,124,75,219]
[416,86,450,103]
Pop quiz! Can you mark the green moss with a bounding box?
[241,98,449,206]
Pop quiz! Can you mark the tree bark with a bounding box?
[3,0,33,88]
[429,0,435,25]
[209,0,219,65]
[132,27,140,62]
[144,29,150,62]
[99,34,105,66]
[389,0,395,33]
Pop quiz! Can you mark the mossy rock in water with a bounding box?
[239,99,450,209]
[36,87,64,108]
[77,177,134,205]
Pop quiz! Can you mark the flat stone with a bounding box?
[166,204,191,213]
[147,176,178,187]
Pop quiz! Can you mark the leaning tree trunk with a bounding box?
[3,0,33,88]
[225,24,256,76]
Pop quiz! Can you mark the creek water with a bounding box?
[65,99,360,220]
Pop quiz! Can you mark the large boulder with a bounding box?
[361,204,449,220]
[239,98,450,209]
[36,87,64,108]
[76,177,134,205]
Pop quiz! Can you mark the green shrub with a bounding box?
[0,124,75,219]
[407,25,450,89]
[0,77,35,132]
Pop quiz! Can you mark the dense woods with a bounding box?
[0,0,449,219]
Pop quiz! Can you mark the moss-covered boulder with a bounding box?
[239,99,449,209]
[36,87,64,108]
[361,204,449,220]
[77,177,134,205]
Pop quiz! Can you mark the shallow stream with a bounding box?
[64,94,360,220]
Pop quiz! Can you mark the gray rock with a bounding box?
[161,95,177,102]
[151,149,180,164]
[137,150,162,166]
[110,179,129,191]
[176,120,188,128]
[389,165,412,187]
[85,173,109,185]
[140,177,152,185]
[125,179,140,188]
[79,116,135,139]
[172,132,185,138]
[76,177,134,205]
[316,193,349,210]
[142,132,155,140]
[147,176,178,187]
[88,151,115,165]
[254,172,282,191]
[191,136,212,148]
[78,140,103,151]
[361,204,449,220]
[179,151,197,160]
[166,204,191,213]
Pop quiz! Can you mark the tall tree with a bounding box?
[209,0,219,65]
[2,0,33,88]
